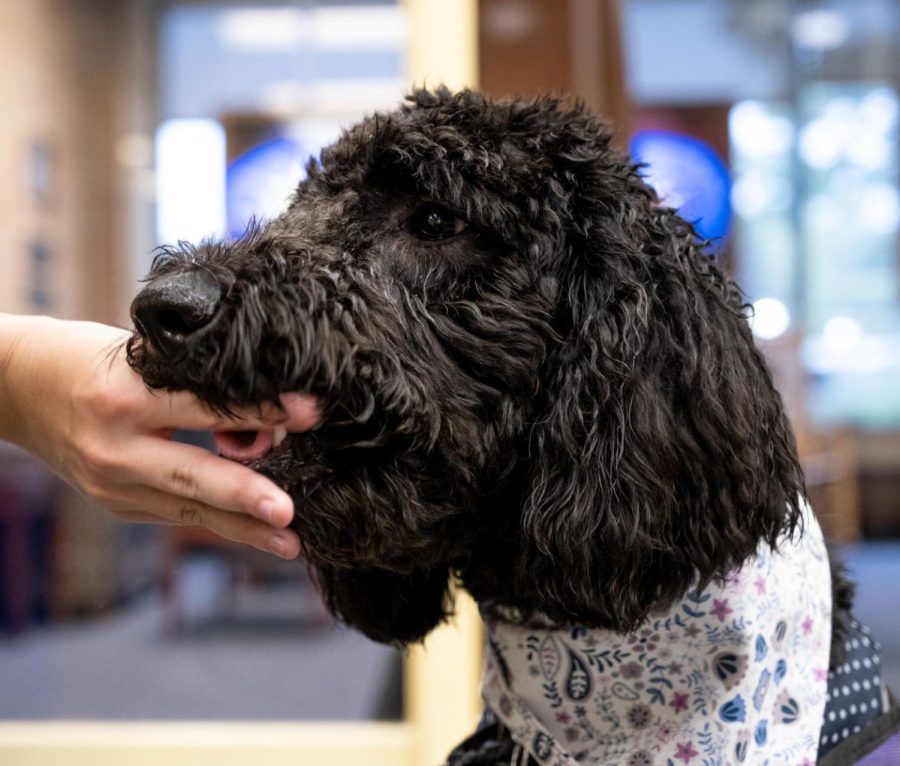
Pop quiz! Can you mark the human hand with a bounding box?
[0,314,319,558]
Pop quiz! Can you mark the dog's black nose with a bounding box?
[131,269,221,352]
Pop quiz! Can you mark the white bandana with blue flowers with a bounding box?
[482,504,832,766]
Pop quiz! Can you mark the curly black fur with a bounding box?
[128,87,851,671]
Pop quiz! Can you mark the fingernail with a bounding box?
[258,499,274,524]
[258,496,293,526]
[280,393,321,429]
[267,533,294,558]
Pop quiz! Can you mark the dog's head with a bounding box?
[129,89,804,644]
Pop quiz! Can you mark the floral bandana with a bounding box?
[482,505,832,766]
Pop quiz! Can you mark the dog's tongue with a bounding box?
[214,426,286,462]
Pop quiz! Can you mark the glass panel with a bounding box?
[729,100,798,336]
[792,1,900,428]
[799,82,900,427]
[695,0,900,428]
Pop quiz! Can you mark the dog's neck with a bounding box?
[480,506,832,765]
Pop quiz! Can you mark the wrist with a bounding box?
[0,314,55,449]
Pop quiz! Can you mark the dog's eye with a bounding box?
[408,203,467,241]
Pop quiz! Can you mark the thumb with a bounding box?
[144,390,321,433]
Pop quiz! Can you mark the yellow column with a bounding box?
[404,0,479,90]
[405,588,484,766]
[401,5,483,764]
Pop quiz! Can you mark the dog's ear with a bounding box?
[518,108,805,632]
[313,563,453,645]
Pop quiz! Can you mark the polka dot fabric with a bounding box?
[818,619,887,759]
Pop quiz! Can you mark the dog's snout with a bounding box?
[130,269,221,352]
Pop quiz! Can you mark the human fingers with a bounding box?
[112,489,301,558]
[113,509,177,525]
[127,437,297,527]
[141,390,321,433]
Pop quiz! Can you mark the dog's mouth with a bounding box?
[213,425,288,463]
[209,400,385,499]
[210,394,380,466]
[210,419,336,500]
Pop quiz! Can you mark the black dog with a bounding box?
[129,89,897,765]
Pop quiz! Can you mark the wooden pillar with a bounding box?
[404,589,484,766]
[402,5,484,765]
[479,0,631,140]
[405,0,479,90]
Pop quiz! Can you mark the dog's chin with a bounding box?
[237,430,336,499]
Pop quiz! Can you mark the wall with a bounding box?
[0,0,123,323]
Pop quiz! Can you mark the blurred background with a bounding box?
[0,0,898,760]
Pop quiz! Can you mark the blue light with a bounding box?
[630,129,732,243]
[226,136,312,239]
